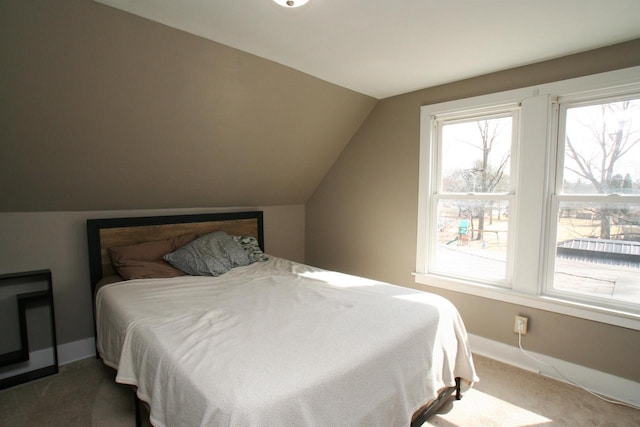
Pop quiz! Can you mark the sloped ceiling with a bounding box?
[0,0,376,211]
[94,0,640,99]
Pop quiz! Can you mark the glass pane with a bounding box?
[562,98,640,195]
[441,116,512,193]
[554,202,640,304]
[433,199,509,283]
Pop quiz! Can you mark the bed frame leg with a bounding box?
[410,377,463,427]
[134,391,142,427]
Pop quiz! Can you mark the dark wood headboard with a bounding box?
[87,211,264,288]
[86,211,264,346]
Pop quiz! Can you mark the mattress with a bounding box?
[96,257,478,427]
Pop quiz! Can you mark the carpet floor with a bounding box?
[0,354,638,426]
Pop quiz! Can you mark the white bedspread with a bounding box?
[96,257,478,427]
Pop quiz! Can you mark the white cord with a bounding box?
[517,330,639,409]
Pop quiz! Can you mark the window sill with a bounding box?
[413,272,640,331]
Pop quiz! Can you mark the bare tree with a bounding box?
[461,120,510,240]
[564,100,640,238]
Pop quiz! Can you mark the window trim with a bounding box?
[542,93,640,311]
[415,66,640,331]
[428,108,519,286]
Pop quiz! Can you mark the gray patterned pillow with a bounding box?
[232,235,269,262]
[164,231,252,276]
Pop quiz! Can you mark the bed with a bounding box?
[87,211,478,427]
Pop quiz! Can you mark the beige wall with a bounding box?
[2,0,639,381]
[0,205,305,345]
[0,0,375,211]
[306,39,640,382]
[0,1,364,349]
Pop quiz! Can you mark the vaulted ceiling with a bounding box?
[0,0,375,211]
[2,0,640,211]
[95,0,640,99]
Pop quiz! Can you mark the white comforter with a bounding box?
[96,257,477,427]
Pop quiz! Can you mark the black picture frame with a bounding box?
[0,270,58,390]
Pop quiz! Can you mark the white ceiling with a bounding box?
[95,0,640,99]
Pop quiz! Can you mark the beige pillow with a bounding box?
[108,233,198,280]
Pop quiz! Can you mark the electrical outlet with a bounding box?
[514,315,528,335]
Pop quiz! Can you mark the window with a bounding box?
[429,110,517,285]
[416,66,640,329]
[547,96,640,308]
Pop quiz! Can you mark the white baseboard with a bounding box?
[57,337,96,365]
[0,347,56,380]
[0,338,95,381]
[468,333,640,408]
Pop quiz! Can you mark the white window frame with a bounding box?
[426,107,520,287]
[542,92,640,314]
[415,66,640,330]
